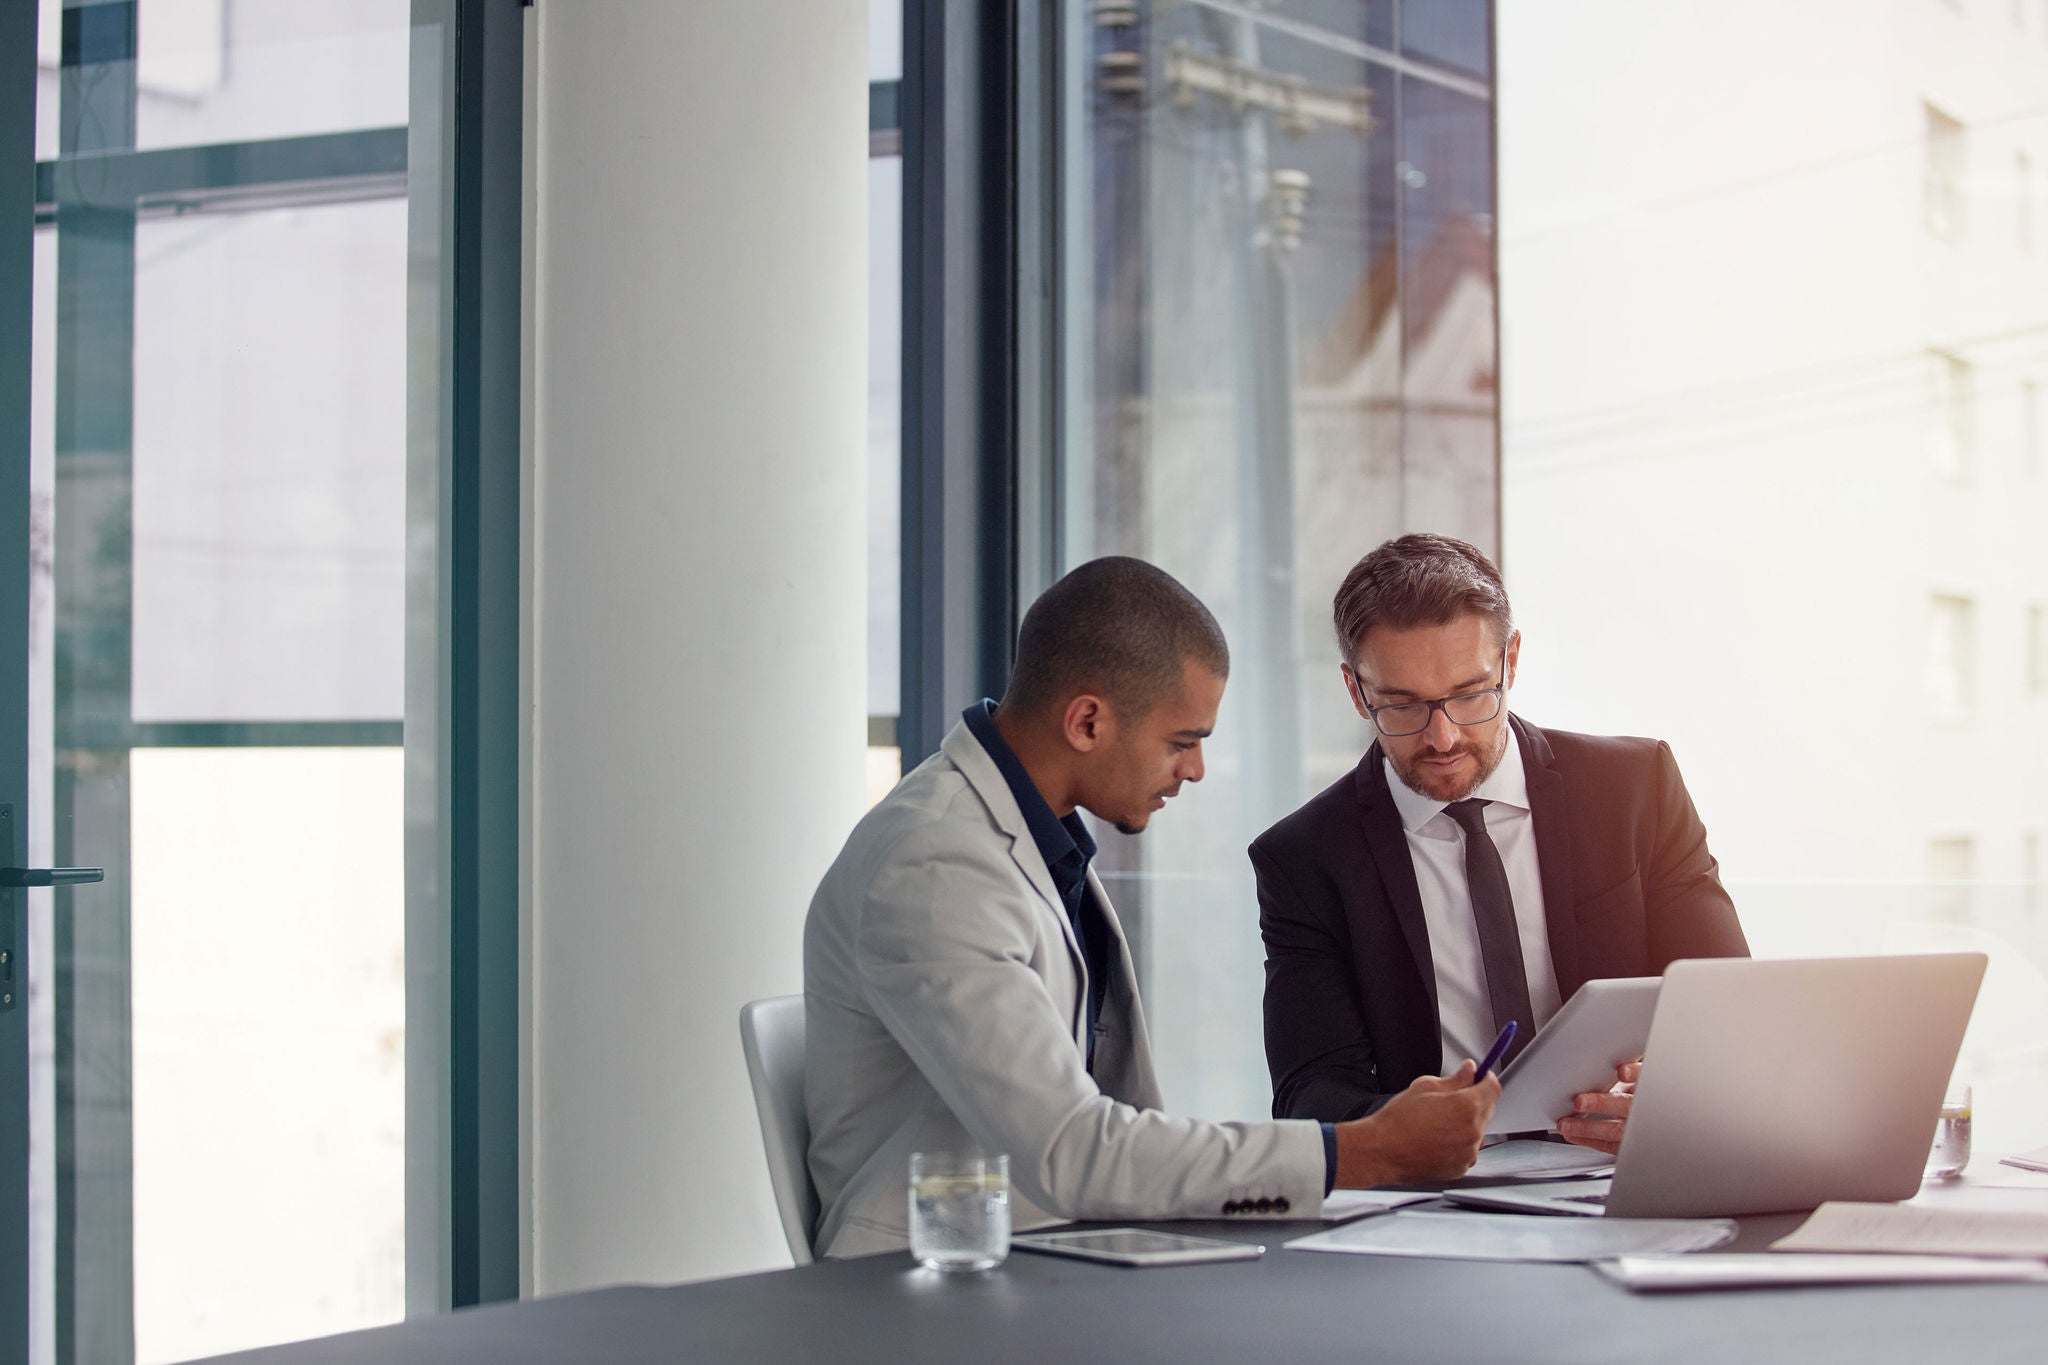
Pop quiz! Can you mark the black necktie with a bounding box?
[1443,799,1533,1066]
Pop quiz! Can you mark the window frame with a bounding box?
[0,7,526,1359]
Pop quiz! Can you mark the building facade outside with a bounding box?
[1500,0,2048,1148]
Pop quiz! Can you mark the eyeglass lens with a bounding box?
[1372,691,1501,737]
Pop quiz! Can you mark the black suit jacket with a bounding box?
[1251,715,1749,1123]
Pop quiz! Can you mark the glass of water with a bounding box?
[909,1152,1010,1271]
[1925,1084,1972,1180]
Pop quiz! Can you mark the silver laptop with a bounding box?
[1445,954,1986,1218]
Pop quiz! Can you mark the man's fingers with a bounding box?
[1568,1089,1632,1117]
[1414,1060,1477,1093]
[1559,1135,1622,1157]
[1555,1113,1624,1155]
[1618,1060,1643,1084]
[1467,1091,1499,1133]
[1557,1113,1624,1136]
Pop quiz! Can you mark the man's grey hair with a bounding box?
[1331,533,1515,668]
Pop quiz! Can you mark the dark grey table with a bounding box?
[194,1206,2048,1365]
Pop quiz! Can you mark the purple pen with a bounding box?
[1474,1020,1517,1084]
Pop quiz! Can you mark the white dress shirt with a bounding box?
[1381,722,1563,1072]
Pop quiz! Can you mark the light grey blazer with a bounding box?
[804,720,1325,1259]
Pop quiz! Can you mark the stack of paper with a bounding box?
[1773,1202,2048,1258]
[1287,1210,1734,1262]
[1465,1139,1614,1181]
[1998,1145,2048,1175]
[1594,1254,2048,1293]
[1318,1190,1437,1223]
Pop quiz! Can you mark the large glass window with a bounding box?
[1499,3,2048,1151]
[1054,0,1498,1119]
[27,3,413,1360]
[130,202,407,724]
[1045,0,2048,1151]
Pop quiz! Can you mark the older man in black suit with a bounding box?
[1252,534,1749,1152]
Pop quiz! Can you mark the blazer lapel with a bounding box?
[1516,716,1582,998]
[1354,745,1439,1022]
[1079,866,1163,1110]
[940,721,1091,1042]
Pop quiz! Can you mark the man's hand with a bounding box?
[1332,1061,1498,1188]
[1555,1060,1640,1156]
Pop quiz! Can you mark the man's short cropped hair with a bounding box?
[1002,557,1229,719]
[1331,533,1515,668]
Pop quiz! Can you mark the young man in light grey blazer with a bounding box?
[804,557,1497,1259]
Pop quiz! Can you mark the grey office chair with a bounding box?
[739,994,819,1265]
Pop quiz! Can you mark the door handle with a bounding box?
[1,804,103,1009]
[0,867,105,888]
[0,866,103,1008]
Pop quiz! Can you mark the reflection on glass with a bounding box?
[1397,0,1490,79]
[129,748,404,1363]
[132,203,406,724]
[1062,0,1498,1119]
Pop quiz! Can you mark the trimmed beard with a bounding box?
[1390,722,1512,803]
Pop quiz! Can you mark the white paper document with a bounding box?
[1774,1202,2048,1258]
[1319,1190,1437,1222]
[1963,1166,2048,1193]
[1997,1145,2048,1175]
[1286,1210,1734,1262]
[1465,1140,1615,1182]
[1592,1254,2048,1293]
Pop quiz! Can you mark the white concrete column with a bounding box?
[526,0,867,1290]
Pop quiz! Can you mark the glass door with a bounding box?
[9,3,418,1361]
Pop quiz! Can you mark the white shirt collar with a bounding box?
[1382,716,1531,834]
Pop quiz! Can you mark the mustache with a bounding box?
[1413,741,1482,761]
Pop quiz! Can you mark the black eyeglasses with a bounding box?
[1352,650,1507,738]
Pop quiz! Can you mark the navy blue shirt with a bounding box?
[962,702,1337,1195]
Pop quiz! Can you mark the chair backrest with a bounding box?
[739,994,818,1265]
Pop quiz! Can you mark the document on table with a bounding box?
[1592,1254,2048,1293]
[1774,1202,2048,1257]
[1465,1139,1615,1181]
[1998,1145,2048,1174]
[1287,1210,1734,1262]
[1968,1165,2048,1192]
[1319,1190,1437,1222]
